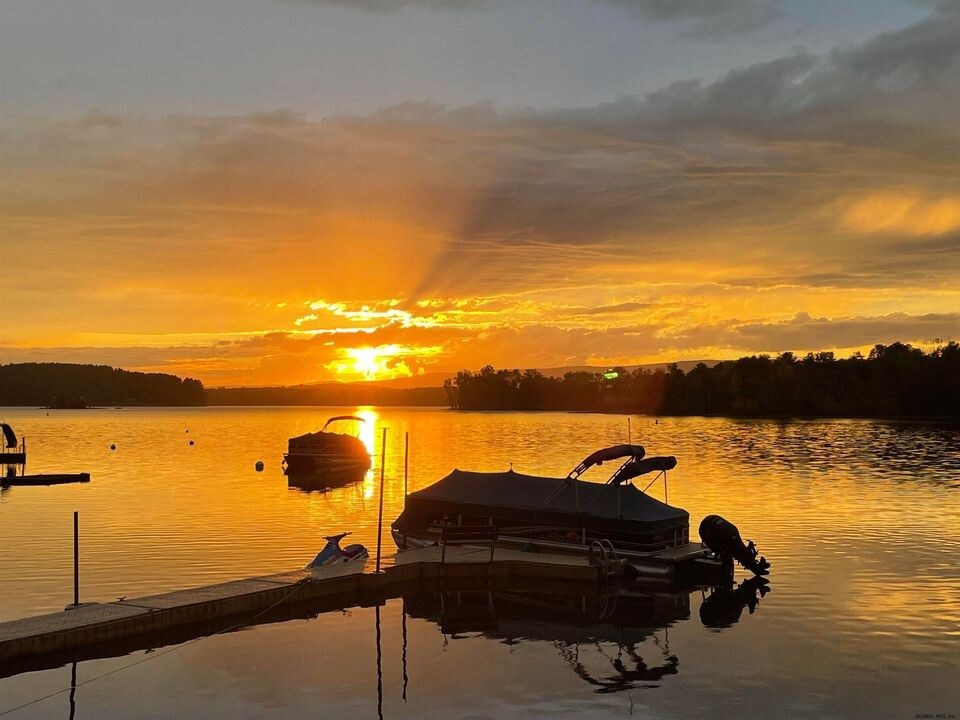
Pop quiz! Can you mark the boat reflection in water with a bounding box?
[285,465,370,493]
[402,577,769,694]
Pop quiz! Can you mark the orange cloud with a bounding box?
[842,192,960,236]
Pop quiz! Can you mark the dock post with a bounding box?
[376,427,387,574]
[73,511,79,607]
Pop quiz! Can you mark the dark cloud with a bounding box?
[726,312,960,351]
[562,302,654,316]
[289,0,781,41]
[288,0,489,12]
[602,0,781,40]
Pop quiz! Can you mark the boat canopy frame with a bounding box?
[538,445,678,516]
[320,415,367,436]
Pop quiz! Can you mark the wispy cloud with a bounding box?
[289,0,782,41]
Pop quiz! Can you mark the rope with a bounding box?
[0,579,310,718]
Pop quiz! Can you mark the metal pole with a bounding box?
[375,603,384,720]
[627,417,631,444]
[73,511,79,606]
[664,471,668,505]
[403,430,409,547]
[375,427,387,573]
[401,597,409,701]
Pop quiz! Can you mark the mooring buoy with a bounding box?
[255,461,264,472]
[110,444,116,450]
[189,440,194,446]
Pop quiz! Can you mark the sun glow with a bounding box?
[326,345,413,380]
[351,347,384,378]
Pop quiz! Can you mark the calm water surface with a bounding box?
[0,406,958,719]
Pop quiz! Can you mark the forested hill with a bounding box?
[444,342,960,417]
[206,384,445,406]
[0,363,206,407]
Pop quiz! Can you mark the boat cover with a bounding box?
[1,424,16,450]
[405,469,687,526]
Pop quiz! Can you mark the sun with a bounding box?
[326,344,433,381]
[350,347,383,379]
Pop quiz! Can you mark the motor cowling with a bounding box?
[699,514,770,576]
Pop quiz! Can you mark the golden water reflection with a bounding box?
[0,407,957,717]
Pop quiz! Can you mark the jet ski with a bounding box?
[306,532,369,568]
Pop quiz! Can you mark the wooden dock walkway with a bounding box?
[0,546,618,676]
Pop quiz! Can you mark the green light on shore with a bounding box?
[604,370,619,380]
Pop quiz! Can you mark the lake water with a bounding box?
[1,406,958,719]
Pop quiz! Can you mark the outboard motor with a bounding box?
[306,532,369,568]
[699,514,770,576]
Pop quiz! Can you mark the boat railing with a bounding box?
[440,526,499,563]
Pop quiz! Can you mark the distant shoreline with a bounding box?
[4,344,958,418]
[4,403,957,422]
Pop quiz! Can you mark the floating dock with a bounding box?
[0,546,623,676]
[1,473,90,487]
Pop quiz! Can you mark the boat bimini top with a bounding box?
[566,444,677,486]
[1,423,17,450]
[319,415,366,435]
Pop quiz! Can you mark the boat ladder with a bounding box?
[588,539,621,581]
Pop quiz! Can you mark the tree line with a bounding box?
[0,362,446,407]
[0,363,206,407]
[207,384,445,406]
[444,342,960,417]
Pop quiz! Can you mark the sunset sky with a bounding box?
[1,0,958,386]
